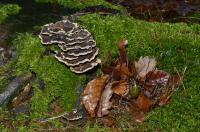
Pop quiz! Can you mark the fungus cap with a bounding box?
[39,20,101,73]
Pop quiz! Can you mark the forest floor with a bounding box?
[0,1,200,131]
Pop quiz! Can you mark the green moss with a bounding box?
[0,4,21,23]
[77,14,200,131]
[35,0,120,9]
[1,10,200,130]
[13,33,85,118]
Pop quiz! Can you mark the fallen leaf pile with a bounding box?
[82,39,181,122]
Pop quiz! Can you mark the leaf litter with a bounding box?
[34,39,182,128]
[82,39,182,124]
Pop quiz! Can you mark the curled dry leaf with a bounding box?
[82,39,181,123]
[142,70,170,98]
[135,56,156,79]
[112,63,130,81]
[117,39,128,64]
[82,75,110,117]
[158,74,181,106]
[112,80,129,97]
[97,81,113,117]
[146,70,170,87]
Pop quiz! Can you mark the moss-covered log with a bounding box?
[0,1,200,131]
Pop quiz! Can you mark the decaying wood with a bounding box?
[0,74,34,106]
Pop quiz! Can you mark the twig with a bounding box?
[174,66,187,91]
[171,16,200,21]
[167,16,200,23]
[0,74,34,106]
[37,109,83,123]
[38,112,71,123]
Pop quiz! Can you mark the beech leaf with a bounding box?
[142,70,170,98]
[82,75,110,117]
[136,93,153,112]
[135,56,156,79]
[97,81,113,117]
[145,70,170,87]
[112,80,129,97]
[112,63,130,81]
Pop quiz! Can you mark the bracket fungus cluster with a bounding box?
[39,20,100,73]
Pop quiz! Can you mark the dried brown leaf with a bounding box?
[145,70,170,87]
[129,61,137,79]
[102,64,114,75]
[97,81,113,117]
[112,80,129,97]
[168,74,181,88]
[135,56,156,79]
[112,63,130,81]
[139,70,170,99]
[158,74,181,106]
[135,93,153,112]
[158,93,171,106]
[117,39,128,64]
[82,75,110,117]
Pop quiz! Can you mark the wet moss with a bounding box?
[35,0,117,9]
[78,14,200,131]
[0,9,200,131]
[13,33,85,117]
[0,4,21,23]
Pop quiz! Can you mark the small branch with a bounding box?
[37,109,83,123]
[38,112,71,123]
[0,74,34,106]
[174,66,187,91]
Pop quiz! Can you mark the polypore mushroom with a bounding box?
[39,20,100,73]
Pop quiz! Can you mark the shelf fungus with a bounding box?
[39,20,101,73]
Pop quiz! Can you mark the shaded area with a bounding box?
[0,27,16,67]
[0,0,120,33]
[0,0,121,113]
[0,74,34,106]
[106,0,200,23]
[0,0,120,66]
[0,0,68,70]
[0,0,72,33]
